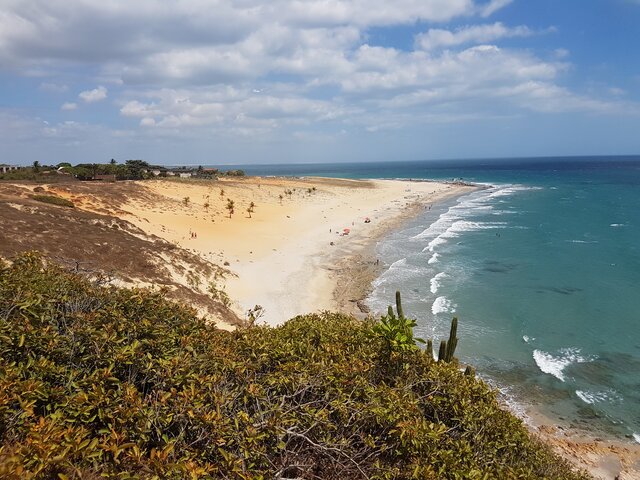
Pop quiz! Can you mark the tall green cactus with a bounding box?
[437,340,447,362]
[395,290,404,319]
[374,292,462,368]
[444,317,458,362]
[428,317,459,363]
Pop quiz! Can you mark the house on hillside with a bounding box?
[0,164,23,173]
[166,167,196,178]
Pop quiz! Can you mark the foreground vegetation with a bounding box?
[0,253,589,479]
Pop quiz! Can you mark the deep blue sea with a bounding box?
[240,157,640,442]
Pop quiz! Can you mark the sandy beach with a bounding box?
[104,176,473,326]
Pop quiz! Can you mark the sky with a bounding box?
[1,0,640,166]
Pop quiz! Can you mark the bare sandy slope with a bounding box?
[113,177,471,325]
[0,182,239,328]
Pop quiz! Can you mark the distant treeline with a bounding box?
[0,160,244,181]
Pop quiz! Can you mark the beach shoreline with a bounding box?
[326,186,476,319]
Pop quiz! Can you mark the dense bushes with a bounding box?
[0,254,589,479]
[31,194,75,208]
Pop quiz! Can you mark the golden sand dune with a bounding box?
[113,177,472,325]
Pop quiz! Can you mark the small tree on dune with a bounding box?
[203,201,210,212]
[183,196,190,207]
[247,201,255,218]
[226,198,235,218]
[278,194,283,205]
[220,188,225,199]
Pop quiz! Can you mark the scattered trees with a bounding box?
[247,201,256,218]
[226,198,235,218]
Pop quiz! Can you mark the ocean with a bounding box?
[240,157,640,442]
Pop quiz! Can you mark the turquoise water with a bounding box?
[242,157,640,441]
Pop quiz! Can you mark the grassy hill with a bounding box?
[0,253,589,479]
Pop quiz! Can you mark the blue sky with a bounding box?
[1,0,639,166]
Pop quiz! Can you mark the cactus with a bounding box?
[437,340,447,362]
[374,293,467,369]
[444,317,458,362]
[395,290,404,319]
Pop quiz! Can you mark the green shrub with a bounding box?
[31,194,75,208]
[0,253,590,479]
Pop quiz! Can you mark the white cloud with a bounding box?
[119,87,355,135]
[79,86,108,103]
[416,22,533,51]
[489,81,639,114]
[39,82,68,93]
[0,0,634,156]
[479,0,513,18]
[61,102,77,111]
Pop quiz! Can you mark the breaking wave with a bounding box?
[430,272,446,294]
[533,348,592,382]
[575,389,621,405]
[432,296,455,315]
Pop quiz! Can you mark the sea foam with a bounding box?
[430,272,446,294]
[575,389,621,405]
[533,348,590,382]
[432,296,455,315]
[633,433,640,444]
[416,184,521,252]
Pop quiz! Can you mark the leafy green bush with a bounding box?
[0,253,590,479]
[31,194,75,208]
